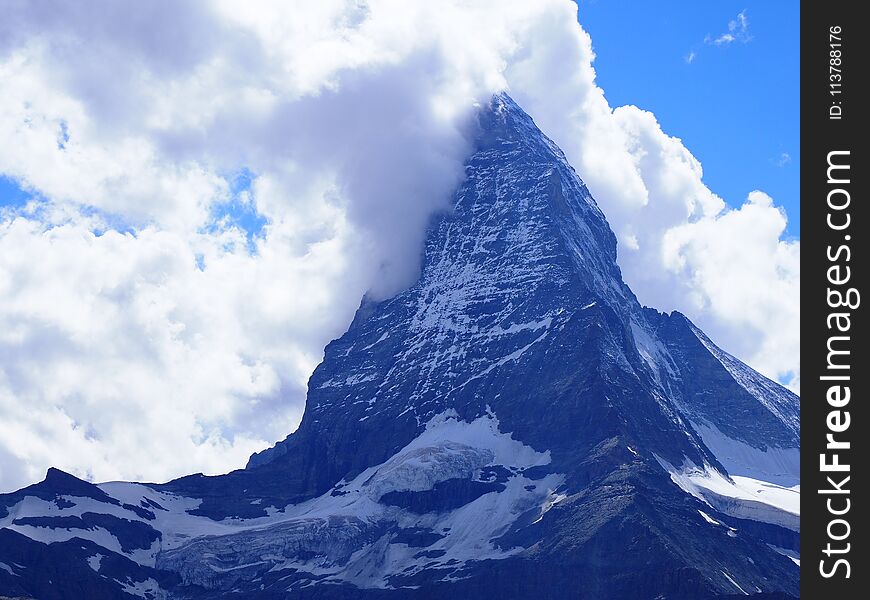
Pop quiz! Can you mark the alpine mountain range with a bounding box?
[0,94,800,599]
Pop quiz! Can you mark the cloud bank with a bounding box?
[0,0,798,491]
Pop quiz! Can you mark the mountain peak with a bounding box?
[1,94,800,599]
[246,92,647,470]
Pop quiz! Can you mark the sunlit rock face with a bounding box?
[0,95,799,600]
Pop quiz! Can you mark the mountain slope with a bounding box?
[0,94,799,600]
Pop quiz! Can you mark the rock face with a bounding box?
[0,95,800,600]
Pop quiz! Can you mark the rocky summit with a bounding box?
[0,95,799,599]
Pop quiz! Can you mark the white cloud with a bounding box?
[0,0,798,491]
[660,191,799,388]
[706,10,752,46]
[689,9,752,62]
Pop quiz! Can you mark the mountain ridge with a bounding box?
[0,93,799,599]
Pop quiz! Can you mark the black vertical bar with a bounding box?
[802,1,867,597]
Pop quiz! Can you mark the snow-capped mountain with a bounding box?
[0,95,799,599]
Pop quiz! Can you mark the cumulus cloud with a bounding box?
[661,191,799,387]
[0,0,798,491]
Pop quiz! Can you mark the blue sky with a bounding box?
[0,175,32,209]
[577,0,799,236]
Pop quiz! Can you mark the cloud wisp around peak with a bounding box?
[0,0,798,492]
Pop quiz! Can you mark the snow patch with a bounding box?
[655,456,799,531]
[116,576,165,599]
[87,553,103,572]
[156,410,563,590]
[692,421,799,487]
[631,320,677,381]
[0,495,155,564]
[698,510,721,526]
[769,545,800,566]
[532,489,567,524]
[721,570,749,595]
